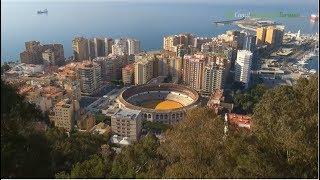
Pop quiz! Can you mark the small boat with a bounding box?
[309,69,317,74]
[37,9,48,14]
[310,14,319,22]
[298,60,307,65]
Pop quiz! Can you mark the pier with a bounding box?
[213,17,245,25]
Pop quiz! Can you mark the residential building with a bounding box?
[111,108,142,141]
[193,37,212,50]
[94,54,127,82]
[20,41,65,66]
[77,61,102,95]
[163,35,179,52]
[134,55,155,85]
[243,34,256,51]
[72,37,89,61]
[122,63,135,85]
[202,61,225,95]
[163,33,194,52]
[94,37,106,57]
[49,98,80,131]
[274,27,285,48]
[256,27,267,45]
[265,26,276,47]
[112,38,128,55]
[183,53,207,91]
[104,38,114,56]
[156,52,183,82]
[235,50,253,88]
[127,39,140,55]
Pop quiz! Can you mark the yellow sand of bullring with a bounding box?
[142,100,183,110]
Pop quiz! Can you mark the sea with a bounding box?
[1,0,319,69]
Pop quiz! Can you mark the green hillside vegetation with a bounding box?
[1,75,318,178]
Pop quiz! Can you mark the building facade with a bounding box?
[72,37,89,61]
[234,50,253,88]
[134,55,155,85]
[111,108,142,141]
[127,39,140,55]
[77,61,102,95]
[183,53,207,91]
[49,98,80,131]
[122,63,135,85]
[202,61,225,95]
[20,41,65,66]
[256,27,267,45]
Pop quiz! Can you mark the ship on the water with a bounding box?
[37,9,48,14]
[310,13,319,22]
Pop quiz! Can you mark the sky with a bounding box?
[2,0,319,5]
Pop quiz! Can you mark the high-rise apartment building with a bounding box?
[163,33,194,52]
[77,61,102,95]
[256,27,267,45]
[163,35,179,52]
[235,50,253,88]
[112,38,128,55]
[265,26,276,47]
[127,39,140,55]
[122,63,135,85]
[104,38,114,56]
[88,39,96,60]
[94,37,106,57]
[202,61,225,95]
[134,55,154,85]
[183,53,207,91]
[156,52,183,82]
[20,41,65,65]
[93,54,127,82]
[193,37,212,50]
[72,37,89,61]
[274,27,284,48]
[256,26,284,48]
[243,34,256,51]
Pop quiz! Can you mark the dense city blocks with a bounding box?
[1,1,318,179]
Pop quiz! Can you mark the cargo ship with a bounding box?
[37,9,48,14]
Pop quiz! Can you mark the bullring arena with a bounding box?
[118,83,201,124]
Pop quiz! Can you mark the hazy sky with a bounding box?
[2,0,319,5]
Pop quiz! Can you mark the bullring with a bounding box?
[118,83,200,124]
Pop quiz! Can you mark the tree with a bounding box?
[158,108,231,178]
[45,128,109,174]
[233,84,268,114]
[142,120,171,133]
[1,80,52,178]
[95,113,106,124]
[251,75,318,178]
[110,134,163,178]
[70,155,107,178]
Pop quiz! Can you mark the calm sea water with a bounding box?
[1,1,319,63]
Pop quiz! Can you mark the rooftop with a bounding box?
[113,107,141,120]
[225,113,252,129]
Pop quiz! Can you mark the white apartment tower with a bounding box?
[234,50,253,88]
[127,39,140,55]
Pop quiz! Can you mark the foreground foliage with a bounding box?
[1,76,318,178]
